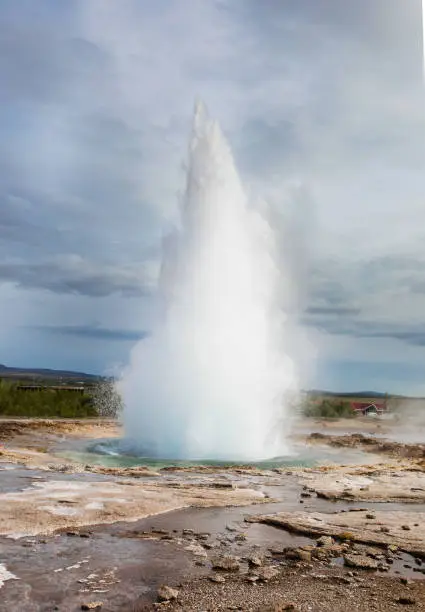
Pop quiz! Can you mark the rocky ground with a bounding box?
[0,418,425,611]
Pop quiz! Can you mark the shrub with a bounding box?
[303,398,355,419]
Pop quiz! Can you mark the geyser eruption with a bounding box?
[119,102,297,460]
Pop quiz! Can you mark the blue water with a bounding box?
[56,437,378,470]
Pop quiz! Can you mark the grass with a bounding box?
[0,380,98,418]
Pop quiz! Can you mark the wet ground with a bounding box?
[1,418,425,611]
[2,491,425,611]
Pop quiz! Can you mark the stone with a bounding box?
[248,555,263,567]
[209,574,226,583]
[254,566,280,581]
[343,554,379,570]
[246,575,259,583]
[234,533,247,541]
[396,597,416,605]
[296,549,312,562]
[401,525,411,531]
[81,604,103,611]
[365,514,376,520]
[377,563,389,572]
[316,536,334,548]
[211,555,240,571]
[285,548,312,562]
[185,542,208,557]
[157,585,179,602]
[380,526,390,533]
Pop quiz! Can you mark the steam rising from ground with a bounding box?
[387,398,425,443]
[119,102,298,460]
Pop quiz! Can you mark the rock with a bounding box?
[401,525,411,531]
[380,526,390,533]
[211,555,240,571]
[365,514,376,520]
[254,566,280,582]
[248,555,263,567]
[182,529,194,536]
[157,585,179,602]
[343,554,379,570]
[396,597,416,605]
[185,542,208,557]
[209,574,226,583]
[234,533,247,541]
[296,549,312,562]
[377,562,389,571]
[336,576,353,584]
[285,548,312,562]
[316,536,334,548]
[81,604,103,611]
[246,575,259,583]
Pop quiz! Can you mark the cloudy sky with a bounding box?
[1,0,424,394]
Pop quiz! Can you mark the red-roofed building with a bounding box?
[351,401,387,415]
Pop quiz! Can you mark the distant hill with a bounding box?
[308,389,388,398]
[0,364,100,381]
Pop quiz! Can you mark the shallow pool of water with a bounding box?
[55,437,381,469]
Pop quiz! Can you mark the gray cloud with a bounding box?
[302,253,425,349]
[0,256,153,297]
[32,325,148,342]
[305,306,361,317]
[0,0,424,392]
[304,317,425,348]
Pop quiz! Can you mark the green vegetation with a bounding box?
[0,380,98,418]
[302,398,355,419]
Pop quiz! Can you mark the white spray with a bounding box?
[119,102,298,460]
